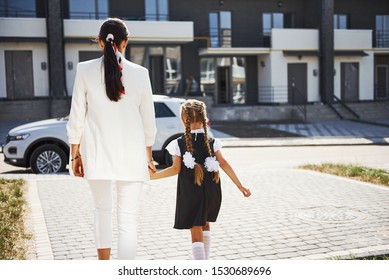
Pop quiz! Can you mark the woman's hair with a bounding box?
[98,18,129,102]
[181,99,220,186]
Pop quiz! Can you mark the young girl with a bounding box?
[150,99,251,260]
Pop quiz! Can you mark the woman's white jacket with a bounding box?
[67,56,157,181]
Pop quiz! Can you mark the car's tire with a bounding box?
[30,144,67,174]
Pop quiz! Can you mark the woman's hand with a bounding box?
[72,156,84,177]
[148,160,157,172]
[239,186,251,197]
[148,163,156,179]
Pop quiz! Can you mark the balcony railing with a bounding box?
[0,6,37,17]
[258,86,288,104]
[375,31,389,48]
[375,83,389,100]
[66,11,109,20]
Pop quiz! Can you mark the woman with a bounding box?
[67,18,157,260]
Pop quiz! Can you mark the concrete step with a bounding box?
[305,101,389,122]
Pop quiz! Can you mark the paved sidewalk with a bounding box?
[3,165,389,260]
[1,118,389,260]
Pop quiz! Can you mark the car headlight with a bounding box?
[8,133,30,141]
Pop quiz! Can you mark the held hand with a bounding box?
[239,186,251,197]
[72,157,84,177]
[148,160,157,172]
[148,166,156,179]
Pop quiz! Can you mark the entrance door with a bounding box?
[341,63,359,102]
[376,65,388,100]
[287,63,307,104]
[217,66,231,104]
[149,56,165,94]
[5,51,34,99]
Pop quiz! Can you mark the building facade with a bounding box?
[0,0,389,121]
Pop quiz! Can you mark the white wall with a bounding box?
[0,18,46,38]
[64,43,101,95]
[335,30,372,50]
[0,42,49,98]
[272,29,319,50]
[269,51,320,103]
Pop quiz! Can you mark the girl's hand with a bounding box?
[239,186,251,197]
[72,157,84,177]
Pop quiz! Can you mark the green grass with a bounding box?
[300,163,389,187]
[0,178,30,260]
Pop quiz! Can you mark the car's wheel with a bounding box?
[30,144,67,174]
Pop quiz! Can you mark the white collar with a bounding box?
[191,128,205,134]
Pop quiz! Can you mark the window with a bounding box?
[376,15,389,48]
[68,0,108,19]
[263,13,284,34]
[130,46,181,95]
[145,0,169,21]
[262,13,284,47]
[154,102,175,118]
[209,11,232,48]
[334,14,348,29]
[0,0,36,17]
[200,57,246,104]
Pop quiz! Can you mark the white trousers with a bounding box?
[87,180,142,260]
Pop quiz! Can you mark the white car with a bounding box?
[1,95,185,174]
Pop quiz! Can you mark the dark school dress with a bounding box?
[174,133,222,229]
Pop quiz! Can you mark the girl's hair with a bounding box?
[98,18,129,102]
[181,99,220,186]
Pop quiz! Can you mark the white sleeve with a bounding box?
[213,138,223,152]
[67,63,87,144]
[165,139,181,156]
[140,69,157,147]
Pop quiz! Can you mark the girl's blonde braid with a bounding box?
[182,103,204,186]
[183,107,193,154]
[201,106,213,157]
[200,105,220,183]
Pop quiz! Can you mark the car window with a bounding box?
[154,102,176,118]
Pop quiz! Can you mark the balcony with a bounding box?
[64,19,193,44]
[0,17,46,38]
[272,28,372,51]
[335,29,372,50]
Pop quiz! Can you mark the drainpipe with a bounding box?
[319,0,334,104]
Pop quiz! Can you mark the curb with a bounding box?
[220,137,389,148]
[27,179,54,260]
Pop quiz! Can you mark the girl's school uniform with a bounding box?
[166,129,223,229]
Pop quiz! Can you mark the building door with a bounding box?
[287,63,307,105]
[376,65,388,100]
[341,63,359,102]
[217,66,231,104]
[5,51,34,99]
[149,55,165,94]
